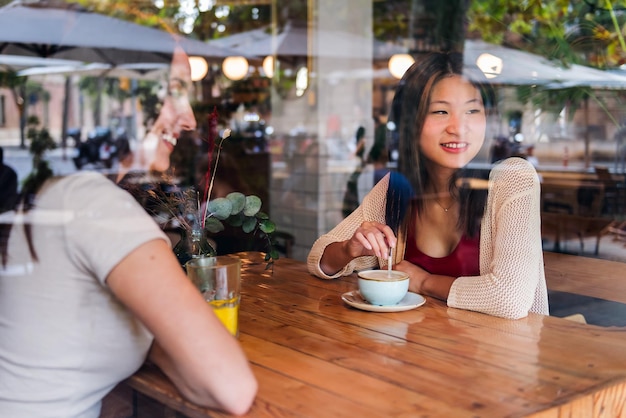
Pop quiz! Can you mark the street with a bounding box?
[3,145,83,187]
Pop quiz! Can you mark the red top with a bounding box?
[405,215,480,277]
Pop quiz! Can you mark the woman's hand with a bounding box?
[394,260,428,293]
[318,221,396,276]
[346,221,397,259]
[394,260,456,301]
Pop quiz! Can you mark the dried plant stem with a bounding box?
[202,131,230,227]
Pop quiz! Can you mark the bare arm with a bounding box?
[107,239,257,416]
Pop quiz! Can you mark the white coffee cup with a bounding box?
[357,269,409,306]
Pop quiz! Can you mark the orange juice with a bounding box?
[208,296,240,337]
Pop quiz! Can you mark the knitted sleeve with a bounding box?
[307,174,391,279]
[447,158,548,319]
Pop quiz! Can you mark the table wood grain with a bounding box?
[544,251,626,304]
[125,252,626,418]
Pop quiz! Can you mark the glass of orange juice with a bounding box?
[186,256,241,337]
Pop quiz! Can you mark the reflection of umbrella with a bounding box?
[464,40,626,169]
[0,0,245,149]
[464,40,626,89]
[0,54,82,71]
[324,39,626,87]
[542,67,626,169]
[0,0,243,64]
[17,62,169,80]
[207,22,394,60]
[463,40,570,85]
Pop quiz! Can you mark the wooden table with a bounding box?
[544,251,626,304]
[125,252,626,418]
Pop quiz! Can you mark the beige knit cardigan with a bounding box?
[307,157,549,319]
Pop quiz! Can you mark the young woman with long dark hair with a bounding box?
[308,52,548,320]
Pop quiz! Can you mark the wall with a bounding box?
[269,0,374,261]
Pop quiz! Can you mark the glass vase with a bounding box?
[173,227,216,267]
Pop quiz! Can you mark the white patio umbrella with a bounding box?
[321,39,623,86]
[0,54,83,71]
[462,39,580,85]
[17,62,169,80]
[0,0,247,64]
[207,22,398,61]
[0,0,252,150]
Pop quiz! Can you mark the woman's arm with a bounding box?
[395,260,456,300]
[107,239,257,416]
[448,158,545,319]
[308,174,394,278]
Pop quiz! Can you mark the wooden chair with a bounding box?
[541,212,614,255]
[594,166,621,215]
[607,220,626,245]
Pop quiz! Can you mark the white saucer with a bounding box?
[341,290,426,312]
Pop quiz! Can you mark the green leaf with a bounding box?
[259,219,275,234]
[227,212,244,227]
[269,249,280,260]
[242,216,257,233]
[243,195,262,216]
[226,192,246,215]
[256,211,269,220]
[205,217,225,233]
[207,197,232,220]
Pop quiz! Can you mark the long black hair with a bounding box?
[386,51,492,238]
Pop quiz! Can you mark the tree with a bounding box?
[373,0,469,52]
[467,0,626,68]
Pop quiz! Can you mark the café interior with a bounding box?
[2,0,626,416]
[2,0,626,317]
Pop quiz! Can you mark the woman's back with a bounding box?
[0,172,165,417]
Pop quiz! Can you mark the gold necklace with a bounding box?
[433,198,455,212]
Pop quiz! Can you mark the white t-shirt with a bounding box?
[0,172,168,418]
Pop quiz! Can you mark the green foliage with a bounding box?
[208,197,234,220]
[204,192,278,269]
[0,71,22,89]
[467,0,626,126]
[468,0,626,68]
[26,116,56,167]
[21,116,56,208]
[373,0,468,51]
[149,188,280,270]
[242,195,261,216]
[516,85,590,117]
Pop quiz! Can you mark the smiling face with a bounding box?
[140,47,197,173]
[419,75,486,173]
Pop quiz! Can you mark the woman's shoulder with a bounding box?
[50,171,111,188]
[489,157,540,190]
[41,172,133,208]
